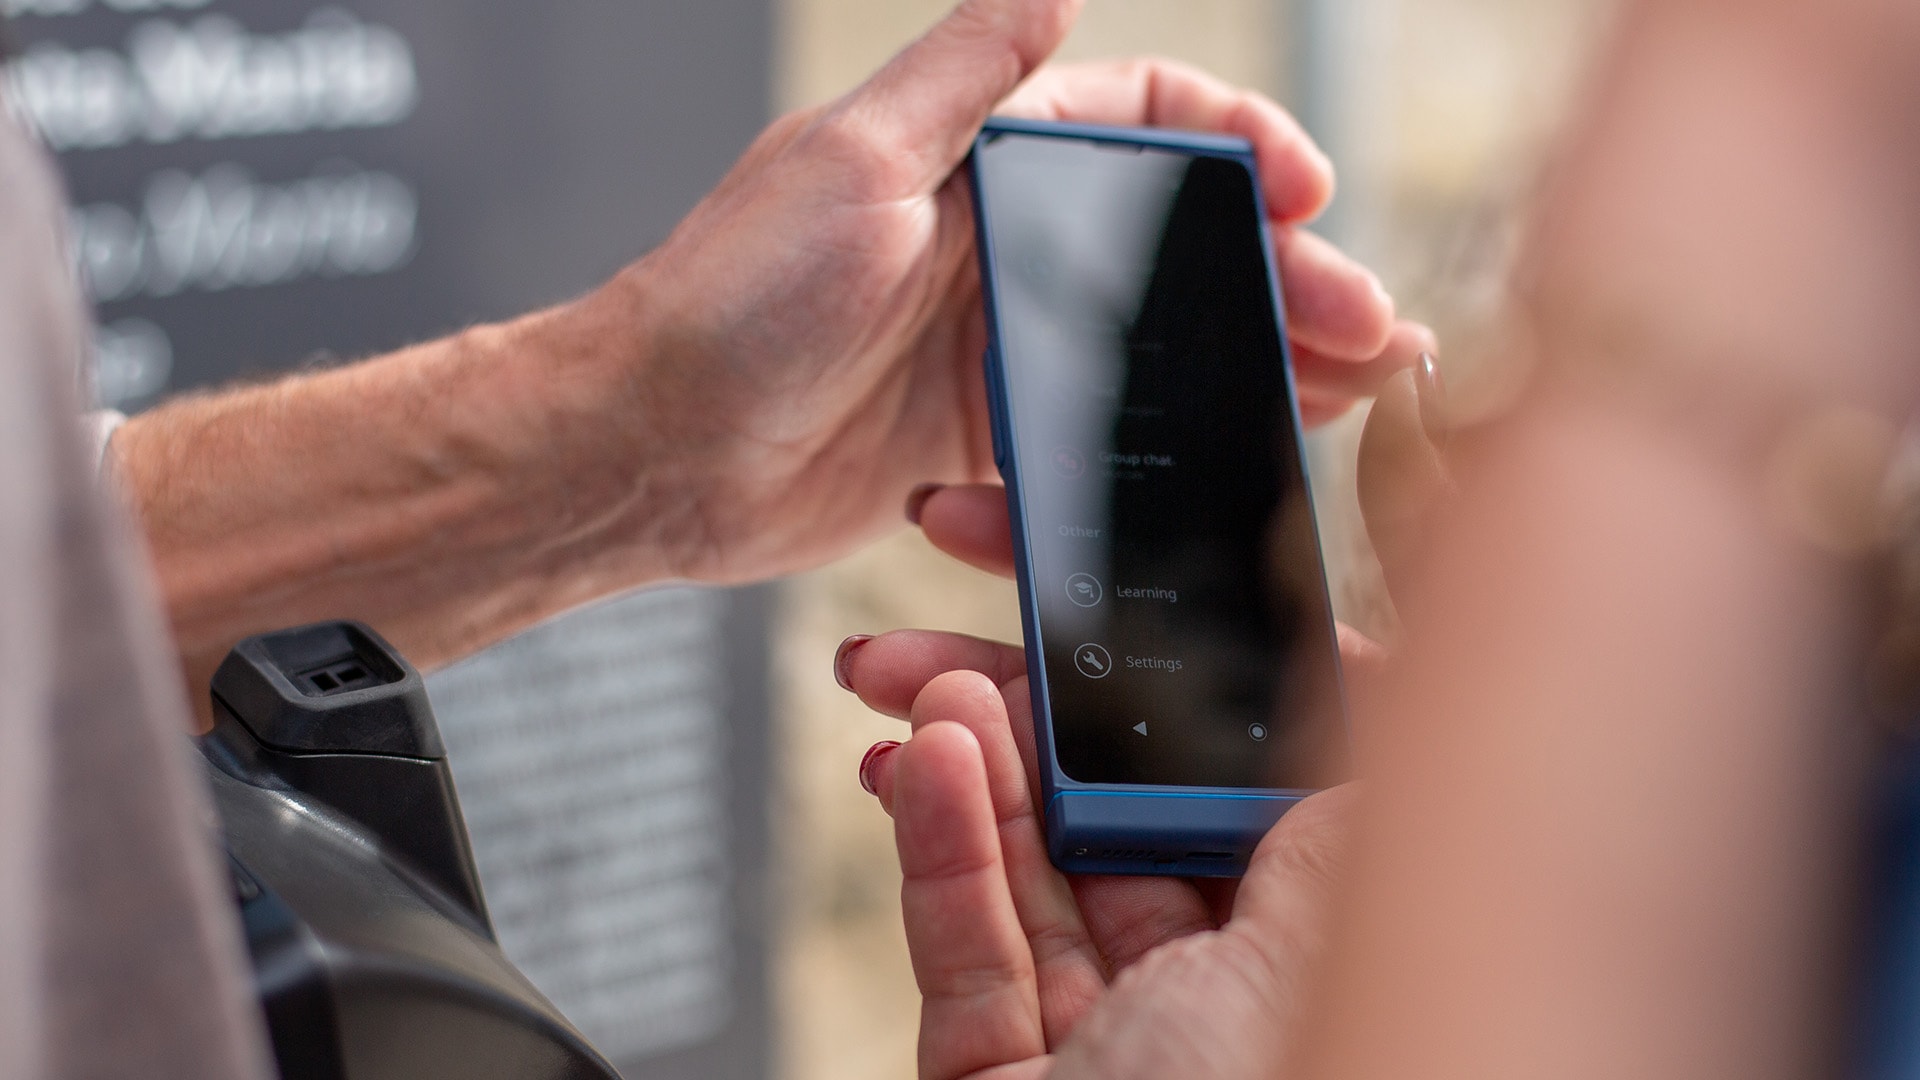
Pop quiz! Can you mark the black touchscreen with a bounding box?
[976,131,1344,790]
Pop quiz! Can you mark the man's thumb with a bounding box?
[828,0,1083,193]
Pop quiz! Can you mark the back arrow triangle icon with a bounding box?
[1132,722,1148,736]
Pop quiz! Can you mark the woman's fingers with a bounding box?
[908,672,1113,1042]
[896,719,1050,1080]
[1039,794,1360,1080]
[915,484,1018,578]
[1063,876,1218,972]
[1357,358,1454,604]
[846,639,1236,985]
[841,628,1028,719]
[1222,785,1360,1008]
[841,629,1044,821]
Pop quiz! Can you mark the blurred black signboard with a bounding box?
[6,1,774,1077]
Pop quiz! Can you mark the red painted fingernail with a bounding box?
[834,634,873,692]
[905,483,944,525]
[859,740,900,795]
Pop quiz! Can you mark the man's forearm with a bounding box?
[111,267,694,715]
[103,10,1419,727]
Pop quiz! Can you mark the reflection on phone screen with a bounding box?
[978,132,1344,790]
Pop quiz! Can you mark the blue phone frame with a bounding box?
[968,116,1349,878]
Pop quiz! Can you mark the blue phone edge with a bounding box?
[967,116,1351,879]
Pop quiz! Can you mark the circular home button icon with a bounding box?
[1064,573,1103,607]
[1073,643,1113,679]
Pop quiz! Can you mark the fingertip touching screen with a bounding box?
[976,130,1345,791]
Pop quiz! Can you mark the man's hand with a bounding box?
[622,0,1427,584]
[115,0,1421,715]
[840,633,1355,1079]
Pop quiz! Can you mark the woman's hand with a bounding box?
[830,341,1453,1077]
[840,632,1356,1079]
[1356,353,1454,603]
[611,0,1428,584]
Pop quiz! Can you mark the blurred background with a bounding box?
[5,0,1608,1076]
